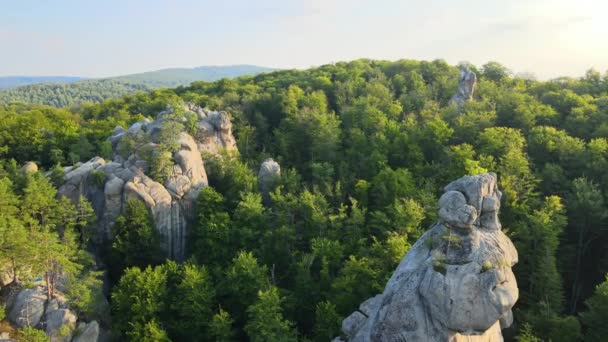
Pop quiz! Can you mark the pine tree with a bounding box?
[580,275,608,341]
[209,309,235,342]
[245,287,297,342]
[111,200,163,274]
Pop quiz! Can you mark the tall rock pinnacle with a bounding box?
[450,65,477,107]
[337,172,518,342]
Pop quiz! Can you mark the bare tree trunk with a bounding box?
[11,256,18,284]
[45,271,52,301]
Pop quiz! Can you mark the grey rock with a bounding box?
[358,295,383,317]
[73,321,100,342]
[57,102,235,260]
[44,309,77,342]
[7,288,46,328]
[342,311,367,339]
[258,158,280,202]
[450,65,477,107]
[339,173,518,342]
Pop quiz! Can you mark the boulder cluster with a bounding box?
[2,285,104,341]
[336,173,518,342]
[58,103,237,260]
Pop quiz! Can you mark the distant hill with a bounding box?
[0,65,274,107]
[0,79,150,108]
[0,76,84,90]
[110,65,276,88]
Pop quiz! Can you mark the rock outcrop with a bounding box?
[58,103,237,260]
[7,288,46,328]
[258,158,280,203]
[73,320,101,342]
[337,173,518,342]
[450,65,477,107]
[45,308,77,342]
[5,286,98,341]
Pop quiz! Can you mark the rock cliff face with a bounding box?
[450,65,477,107]
[58,103,237,260]
[338,173,518,342]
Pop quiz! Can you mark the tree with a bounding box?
[331,256,382,315]
[190,187,233,266]
[313,301,341,342]
[580,275,608,341]
[111,265,168,339]
[515,323,541,342]
[481,61,511,83]
[245,287,297,342]
[209,309,236,342]
[166,263,216,341]
[130,320,171,342]
[566,178,608,312]
[111,200,163,275]
[222,251,269,329]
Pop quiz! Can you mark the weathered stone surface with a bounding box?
[450,65,477,107]
[73,321,100,342]
[20,161,38,174]
[258,158,280,202]
[44,308,77,342]
[7,288,46,328]
[339,173,518,342]
[57,102,237,260]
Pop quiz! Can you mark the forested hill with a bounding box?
[108,64,275,88]
[0,79,151,108]
[0,76,84,90]
[0,65,274,107]
[1,59,608,341]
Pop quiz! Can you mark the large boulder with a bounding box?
[258,158,281,203]
[7,288,46,328]
[72,321,100,342]
[58,103,237,260]
[338,173,518,341]
[450,65,477,107]
[44,308,77,342]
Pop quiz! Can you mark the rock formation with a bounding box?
[450,65,477,107]
[58,103,237,260]
[258,158,281,203]
[337,173,518,342]
[4,285,99,341]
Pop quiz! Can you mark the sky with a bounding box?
[1,0,607,79]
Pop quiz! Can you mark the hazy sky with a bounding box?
[1,0,607,79]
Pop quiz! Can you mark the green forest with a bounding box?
[0,65,273,108]
[1,59,608,341]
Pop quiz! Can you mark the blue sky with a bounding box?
[1,0,607,79]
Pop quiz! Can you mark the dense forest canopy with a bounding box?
[1,58,608,341]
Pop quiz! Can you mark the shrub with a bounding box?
[89,169,107,188]
[18,327,49,342]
